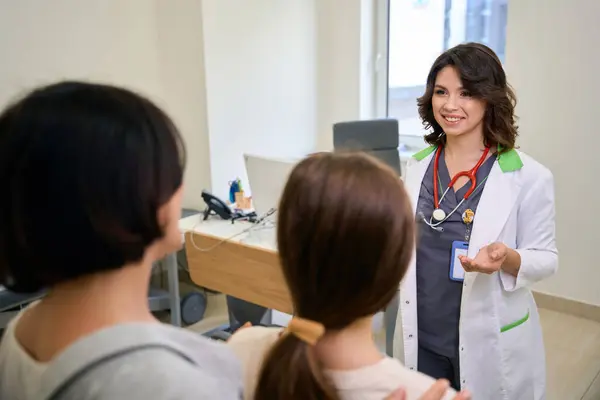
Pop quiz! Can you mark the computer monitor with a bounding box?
[333,119,401,176]
[243,154,298,218]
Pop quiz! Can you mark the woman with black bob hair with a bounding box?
[392,43,558,399]
[0,82,242,399]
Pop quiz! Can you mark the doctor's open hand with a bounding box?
[459,242,508,274]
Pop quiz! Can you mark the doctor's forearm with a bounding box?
[500,248,522,277]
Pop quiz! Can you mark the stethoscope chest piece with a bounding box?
[432,208,446,222]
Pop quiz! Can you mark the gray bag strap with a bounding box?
[46,343,196,400]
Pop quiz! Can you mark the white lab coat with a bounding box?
[393,148,558,400]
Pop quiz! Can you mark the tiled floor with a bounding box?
[186,294,600,400]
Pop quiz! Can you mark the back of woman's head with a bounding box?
[254,152,414,400]
[0,81,185,293]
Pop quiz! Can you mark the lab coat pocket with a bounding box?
[500,309,529,333]
[499,309,535,399]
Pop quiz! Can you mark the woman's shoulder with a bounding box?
[23,322,243,400]
[67,341,242,400]
[227,326,282,361]
[327,356,457,400]
[228,325,282,340]
[227,326,283,400]
[514,150,552,175]
[90,324,242,386]
[152,323,241,371]
[503,149,554,193]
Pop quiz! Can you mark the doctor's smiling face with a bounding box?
[418,43,519,151]
[431,65,486,139]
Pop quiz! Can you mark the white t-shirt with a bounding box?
[0,307,243,400]
[227,326,456,400]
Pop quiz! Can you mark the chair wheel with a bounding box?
[180,292,207,325]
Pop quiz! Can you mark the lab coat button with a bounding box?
[461,347,464,351]
[408,334,413,338]
[405,300,410,304]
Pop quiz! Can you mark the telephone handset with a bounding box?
[201,190,233,220]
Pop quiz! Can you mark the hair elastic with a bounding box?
[285,317,325,345]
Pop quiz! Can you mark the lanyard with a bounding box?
[430,146,490,225]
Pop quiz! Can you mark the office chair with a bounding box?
[333,119,402,176]
[207,297,277,341]
[227,296,270,329]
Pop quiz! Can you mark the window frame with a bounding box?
[374,0,390,120]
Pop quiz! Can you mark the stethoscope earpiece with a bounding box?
[418,212,444,233]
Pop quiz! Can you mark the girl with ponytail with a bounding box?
[228,152,457,400]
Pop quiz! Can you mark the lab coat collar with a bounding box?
[411,144,523,173]
[469,162,521,255]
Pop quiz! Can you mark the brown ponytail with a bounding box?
[254,334,338,400]
[254,152,414,399]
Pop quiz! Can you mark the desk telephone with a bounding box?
[201,190,257,222]
[201,190,233,220]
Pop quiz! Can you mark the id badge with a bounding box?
[450,241,469,282]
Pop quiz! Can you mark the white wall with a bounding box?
[0,0,212,210]
[315,0,363,151]
[0,0,366,204]
[505,0,600,305]
[314,0,381,151]
[0,0,162,103]
[201,0,317,200]
[0,0,366,206]
[156,0,212,209]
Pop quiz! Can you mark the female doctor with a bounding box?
[392,42,558,400]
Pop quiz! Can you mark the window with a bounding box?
[376,0,508,158]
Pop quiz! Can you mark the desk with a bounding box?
[181,216,397,356]
[181,216,292,314]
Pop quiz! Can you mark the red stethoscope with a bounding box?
[428,145,491,227]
